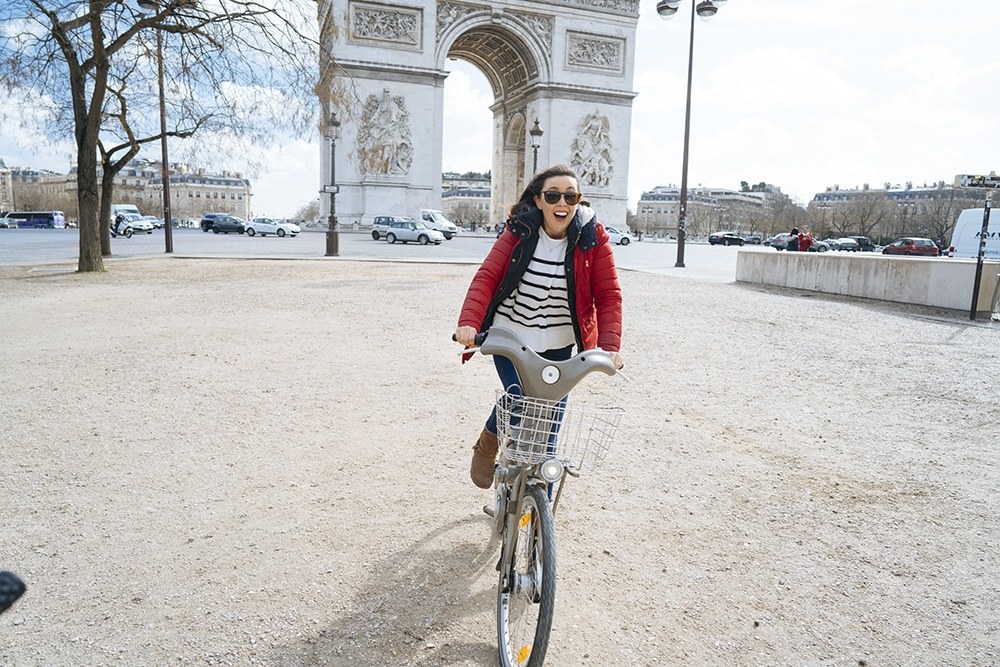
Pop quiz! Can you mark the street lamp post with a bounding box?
[529,119,544,174]
[325,112,341,257]
[657,0,727,268]
[138,0,173,253]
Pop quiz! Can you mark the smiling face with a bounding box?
[533,175,580,239]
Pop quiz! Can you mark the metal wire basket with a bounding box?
[494,390,623,471]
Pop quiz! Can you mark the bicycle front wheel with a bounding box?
[497,484,556,667]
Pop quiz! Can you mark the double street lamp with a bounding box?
[138,0,173,254]
[529,119,544,174]
[657,0,727,268]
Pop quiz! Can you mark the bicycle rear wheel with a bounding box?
[497,484,556,667]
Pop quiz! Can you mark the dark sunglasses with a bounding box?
[541,190,582,205]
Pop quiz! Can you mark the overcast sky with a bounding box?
[2,0,998,217]
[441,0,1000,208]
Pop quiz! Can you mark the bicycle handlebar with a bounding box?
[454,328,617,401]
[452,331,488,347]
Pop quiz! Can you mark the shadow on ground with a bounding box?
[272,515,503,666]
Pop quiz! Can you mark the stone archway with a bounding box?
[327,0,638,227]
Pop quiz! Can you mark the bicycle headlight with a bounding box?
[538,458,564,483]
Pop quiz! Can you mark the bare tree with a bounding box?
[807,206,833,239]
[846,190,891,238]
[766,196,807,236]
[685,203,714,240]
[450,201,489,226]
[0,0,324,272]
[914,187,983,247]
[293,199,320,225]
[730,201,765,236]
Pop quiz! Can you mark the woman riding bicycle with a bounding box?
[454,164,624,488]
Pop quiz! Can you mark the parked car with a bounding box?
[808,240,831,252]
[245,217,301,237]
[744,235,763,245]
[371,215,414,240]
[384,220,444,245]
[850,236,876,252]
[767,233,790,250]
[0,218,17,229]
[200,212,226,232]
[605,226,630,246]
[882,237,940,256]
[211,215,247,234]
[834,237,860,251]
[129,215,154,234]
[708,231,745,246]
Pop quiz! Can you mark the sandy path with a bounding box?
[0,258,997,666]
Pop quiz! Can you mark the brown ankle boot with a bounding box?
[470,429,499,489]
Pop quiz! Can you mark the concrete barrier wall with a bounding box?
[735,251,1000,316]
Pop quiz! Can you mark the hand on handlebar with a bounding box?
[608,351,624,370]
[454,326,479,347]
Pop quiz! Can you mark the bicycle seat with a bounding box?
[478,328,617,401]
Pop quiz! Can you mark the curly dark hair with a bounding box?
[507,164,579,218]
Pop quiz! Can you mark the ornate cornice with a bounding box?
[543,0,639,18]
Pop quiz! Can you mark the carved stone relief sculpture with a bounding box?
[513,12,554,57]
[570,111,613,188]
[351,3,421,47]
[436,2,478,40]
[357,89,414,177]
[566,32,624,72]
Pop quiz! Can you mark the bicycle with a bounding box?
[461,328,623,666]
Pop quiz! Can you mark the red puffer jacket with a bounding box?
[457,206,622,353]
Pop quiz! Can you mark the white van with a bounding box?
[110,204,142,220]
[948,208,1000,260]
[419,209,458,240]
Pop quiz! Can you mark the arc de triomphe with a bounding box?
[325,0,639,227]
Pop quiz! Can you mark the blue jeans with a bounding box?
[484,344,574,434]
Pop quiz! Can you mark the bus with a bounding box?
[2,211,67,229]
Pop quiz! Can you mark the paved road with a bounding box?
[0,227,765,281]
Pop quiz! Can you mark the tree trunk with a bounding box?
[76,146,104,272]
[72,45,109,272]
[100,171,114,256]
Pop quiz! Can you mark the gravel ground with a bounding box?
[0,258,997,666]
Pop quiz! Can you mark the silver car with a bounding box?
[385,220,445,245]
[605,225,631,246]
[245,217,300,237]
[128,215,154,234]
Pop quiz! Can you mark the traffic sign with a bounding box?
[955,173,1000,189]
[320,185,340,194]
